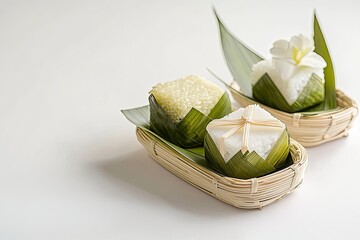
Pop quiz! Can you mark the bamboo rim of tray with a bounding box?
[136,127,308,209]
[229,84,358,147]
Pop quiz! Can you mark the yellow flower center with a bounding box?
[292,47,311,65]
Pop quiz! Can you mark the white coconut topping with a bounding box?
[251,59,324,105]
[207,105,286,163]
[150,75,224,123]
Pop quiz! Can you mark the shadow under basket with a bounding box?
[136,127,308,210]
[229,82,358,147]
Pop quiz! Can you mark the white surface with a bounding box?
[0,0,359,239]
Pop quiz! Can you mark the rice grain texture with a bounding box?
[207,105,286,162]
[251,60,324,105]
[150,75,224,122]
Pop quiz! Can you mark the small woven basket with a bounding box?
[136,127,308,209]
[229,83,358,147]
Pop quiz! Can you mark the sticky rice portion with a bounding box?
[150,75,225,123]
[207,105,286,163]
[251,60,324,105]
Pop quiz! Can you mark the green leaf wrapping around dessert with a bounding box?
[214,8,263,97]
[204,130,289,179]
[149,92,232,148]
[253,73,325,113]
[122,106,294,178]
[264,129,290,169]
[207,70,331,115]
[313,12,337,110]
[121,106,210,168]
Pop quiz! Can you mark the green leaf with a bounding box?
[214,8,263,97]
[265,129,290,169]
[212,10,337,113]
[122,105,151,129]
[204,130,290,179]
[313,11,337,110]
[149,92,231,148]
[121,106,210,168]
[122,105,294,178]
[252,73,325,112]
[207,70,337,116]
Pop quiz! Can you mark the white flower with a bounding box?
[251,34,326,105]
[270,34,326,80]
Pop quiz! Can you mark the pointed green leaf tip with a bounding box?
[122,106,293,179]
[253,73,325,113]
[121,106,210,168]
[313,11,337,110]
[204,130,290,179]
[149,92,231,148]
[213,8,263,98]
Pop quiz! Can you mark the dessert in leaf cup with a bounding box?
[148,75,231,148]
[214,10,357,146]
[120,9,358,209]
[205,104,290,179]
[251,34,326,113]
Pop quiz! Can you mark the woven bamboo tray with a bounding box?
[136,127,308,209]
[229,83,358,147]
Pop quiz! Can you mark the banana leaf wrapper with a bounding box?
[253,73,325,113]
[149,92,232,148]
[214,9,336,113]
[204,130,290,179]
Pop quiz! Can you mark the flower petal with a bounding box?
[270,39,289,58]
[290,35,303,49]
[299,34,314,49]
[299,52,327,68]
[273,39,289,49]
[274,59,297,80]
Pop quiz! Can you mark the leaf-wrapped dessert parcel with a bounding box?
[214,10,358,146]
[149,75,231,148]
[251,34,326,112]
[205,104,289,179]
[122,104,308,209]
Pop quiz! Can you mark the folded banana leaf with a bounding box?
[214,8,263,98]
[122,106,293,178]
[149,92,231,148]
[214,9,337,113]
[204,130,289,179]
[253,73,325,113]
[312,12,337,110]
[122,105,210,168]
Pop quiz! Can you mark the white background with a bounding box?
[1,0,360,239]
